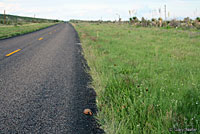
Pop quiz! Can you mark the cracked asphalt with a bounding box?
[0,23,103,134]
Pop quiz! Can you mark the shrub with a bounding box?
[151,18,158,27]
[54,19,59,22]
[170,19,180,28]
[193,20,200,29]
[158,17,163,27]
[132,17,139,23]
[184,17,191,24]
[162,21,168,27]
[129,18,133,23]
[151,18,156,22]
[132,16,137,20]
[196,17,200,22]
[147,20,151,27]
[0,20,3,24]
[7,21,12,25]
[158,17,163,21]
[141,17,148,27]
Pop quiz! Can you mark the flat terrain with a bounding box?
[74,22,200,134]
[0,23,101,133]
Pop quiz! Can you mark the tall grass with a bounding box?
[74,23,200,134]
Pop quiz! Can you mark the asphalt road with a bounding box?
[0,23,103,134]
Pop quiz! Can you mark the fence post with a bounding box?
[4,10,6,24]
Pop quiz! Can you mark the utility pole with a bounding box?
[164,5,167,21]
[4,10,6,24]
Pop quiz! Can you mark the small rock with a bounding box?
[84,109,92,115]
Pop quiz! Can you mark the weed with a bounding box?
[74,23,200,134]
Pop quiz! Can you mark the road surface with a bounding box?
[0,23,102,133]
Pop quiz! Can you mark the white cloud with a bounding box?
[0,0,199,20]
[0,2,21,13]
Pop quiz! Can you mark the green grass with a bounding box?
[74,23,200,134]
[0,23,57,39]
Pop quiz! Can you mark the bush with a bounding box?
[132,17,139,23]
[158,17,163,21]
[170,19,181,28]
[0,20,3,24]
[7,21,12,25]
[196,17,200,22]
[162,21,167,27]
[166,25,171,29]
[54,19,59,22]
[147,20,151,27]
[151,18,156,22]
[141,17,148,27]
[184,17,191,24]
[193,21,200,29]
[132,16,137,20]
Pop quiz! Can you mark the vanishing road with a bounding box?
[0,23,101,133]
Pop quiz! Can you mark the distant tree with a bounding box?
[54,19,59,22]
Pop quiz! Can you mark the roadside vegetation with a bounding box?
[128,17,200,30]
[0,23,57,39]
[0,13,60,25]
[74,22,200,133]
[0,14,62,39]
[71,17,200,30]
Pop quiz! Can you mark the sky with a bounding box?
[0,0,200,21]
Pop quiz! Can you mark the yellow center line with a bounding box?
[38,37,44,40]
[6,49,21,57]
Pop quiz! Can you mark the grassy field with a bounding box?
[74,23,200,134]
[0,23,57,39]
